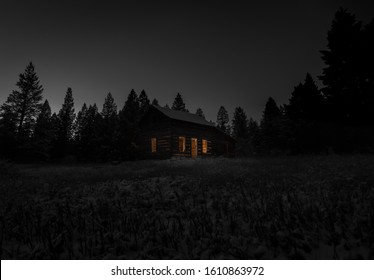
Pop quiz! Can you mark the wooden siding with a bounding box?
[138,106,235,159]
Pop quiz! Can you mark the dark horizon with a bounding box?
[1,1,374,122]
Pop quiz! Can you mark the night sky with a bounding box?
[1,1,373,122]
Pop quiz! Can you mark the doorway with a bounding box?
[191,138,198,158]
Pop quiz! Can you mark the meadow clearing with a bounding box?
[0,155,374,259]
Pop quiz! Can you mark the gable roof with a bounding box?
[152,105,216,127]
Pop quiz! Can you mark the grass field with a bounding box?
[1,155,374,259]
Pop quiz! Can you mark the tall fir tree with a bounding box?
[101,92,117,120]
[151,98,159,106]
[0,62,43,137]
[232,107,250,156]
[32,100,54,161]
[138,90,150,116]
[99,93,119,161]
[248,118,261,155]
[118,89,140,160]
[0,105,17,159]
[195,108,205,119]
[74,103,88,142]
[319,8,362,123]
[171,93,188,112]
[56,88,76,158]
[285,73,324,121]
[216,106,229,133]
[260,97,282,152]
[232,107,249,140]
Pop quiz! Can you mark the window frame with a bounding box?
[202,139,208,154]
[151,137,157,153]
[179,136,186,152]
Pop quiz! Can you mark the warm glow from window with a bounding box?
[202,139,208,154]
[151,138,157,153]
[179,137,186,152]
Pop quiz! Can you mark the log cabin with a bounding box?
[138,105,235,159]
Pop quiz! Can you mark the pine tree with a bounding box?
[171,93,188,112]
[232,107,249,140]
[74,103,88,142]
[151,98,159,106]
[216,106,229,133]
[0,62,43,137]
[195,108,205,119]
[0,105,17,159]
[32,100,54,161]
[101,92,117,120]
[248,118,260,155]
[98,94,119,161]
[118,89,140,160]
[260,97,282,152]
[56,88,76,158]
[138,90,150,116]
[285,73,324,121]
[319,8,362,123]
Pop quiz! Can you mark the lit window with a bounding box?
[179,137,186,152]
[151,138,157,153]
[202,139,208,154]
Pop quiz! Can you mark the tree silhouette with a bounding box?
[0,62,43,137]
[99,93,119,161]
[261,97,282,152]
[101,92,117,120]
[118,89,140,160]
[319,8,362,123]
[32,100,54,161]
[285,73,324,121]
[232,107,250,156]
[216,106,229,133]
[172,93,188,112]
[56,88,76,158]
[151,98,159,106]
[195,108,205,119]
[232,107,249,140]
[139,90,150,117]
[0,105,17,159]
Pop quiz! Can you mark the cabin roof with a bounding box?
[152,105,216,128]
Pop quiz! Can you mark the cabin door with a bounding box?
[191,138,198,158]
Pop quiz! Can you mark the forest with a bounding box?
[0,8,374,163]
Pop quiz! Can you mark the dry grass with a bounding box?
[1,155,374,259]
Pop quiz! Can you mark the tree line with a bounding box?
[1,8,373,162]
[226,8,374,155]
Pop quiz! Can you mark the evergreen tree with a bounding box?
[74,103,88,142]
[171,93,188,112]
[164,104,170,109]
[99,94,119,161]
[248,118,261,155]
[56,88,76,158]
[232,107,249,140]
[195,108,205,119]
[101,92,117,120]
[0,62,43,137]
[32,100,54,161]
[360,18,374,125]
[232,107,250,156]
[118,89,140,160]
[0,105,17,159]
[78,104,101,161]
[151,98,159,106]
[260,97,282,152]
[285,73,324,121]
[138,90,150,116]
[216,106,229,133]
[319,8,362,123]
